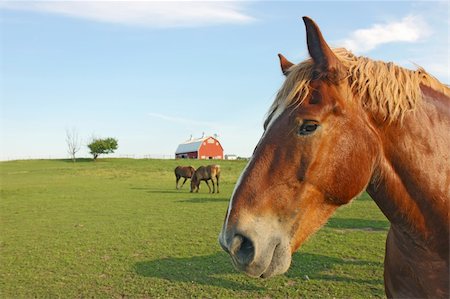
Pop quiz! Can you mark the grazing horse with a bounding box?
[219,17,449,298]
[190,165,221,193]
[174,166,195,190]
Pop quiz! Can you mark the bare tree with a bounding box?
[66,128,81,162]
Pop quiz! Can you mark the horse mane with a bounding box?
[270,48,450,122]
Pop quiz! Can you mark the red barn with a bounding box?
[175,136,224,159]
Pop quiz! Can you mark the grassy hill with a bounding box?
[0,158,388,298]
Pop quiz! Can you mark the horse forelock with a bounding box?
[267,48,450,125]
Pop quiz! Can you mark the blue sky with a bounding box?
[0,1,448,160]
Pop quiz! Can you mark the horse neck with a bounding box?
[366,85,450,252]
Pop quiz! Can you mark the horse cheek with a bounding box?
[330,134,376,203]
[309,125,373,204]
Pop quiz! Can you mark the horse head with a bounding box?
[218,17,381,278]
[190,170,199,192]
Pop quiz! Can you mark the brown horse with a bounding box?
[174,166,195,189]
[219,17,449,298]
[190,165,220,193]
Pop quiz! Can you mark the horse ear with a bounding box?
[278,53,294,76]
[302,16,340,74]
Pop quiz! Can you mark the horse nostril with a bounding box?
[230,234,255,266]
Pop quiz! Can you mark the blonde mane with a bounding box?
[270,48,449,122]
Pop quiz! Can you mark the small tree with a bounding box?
[87,137,118,160]
[66,128,81,162]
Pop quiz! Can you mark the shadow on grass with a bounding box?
[131,188,186,194]
[288,252,384,285]
[135,252,384,291]
[130,187,229,202]
[60,158,94,163]
[326,218,389,231]
[135,252,262,291]
[177,197,229,203]
[131,187,191,194]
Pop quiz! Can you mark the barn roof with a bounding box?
[175,137,209,154]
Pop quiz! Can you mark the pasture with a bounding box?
[0,159,388,298]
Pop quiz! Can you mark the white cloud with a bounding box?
[0,1,255,28]
[420,62,449,82]
[341,15,431,53]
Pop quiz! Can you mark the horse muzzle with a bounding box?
[219,222,292,278]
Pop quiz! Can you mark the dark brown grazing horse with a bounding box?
[174,166,195,190]
[219,17,449,298]
[190,165,221,193]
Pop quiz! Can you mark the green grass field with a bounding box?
[0,158,389,298]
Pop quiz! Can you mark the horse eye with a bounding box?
[298,121,319,136]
